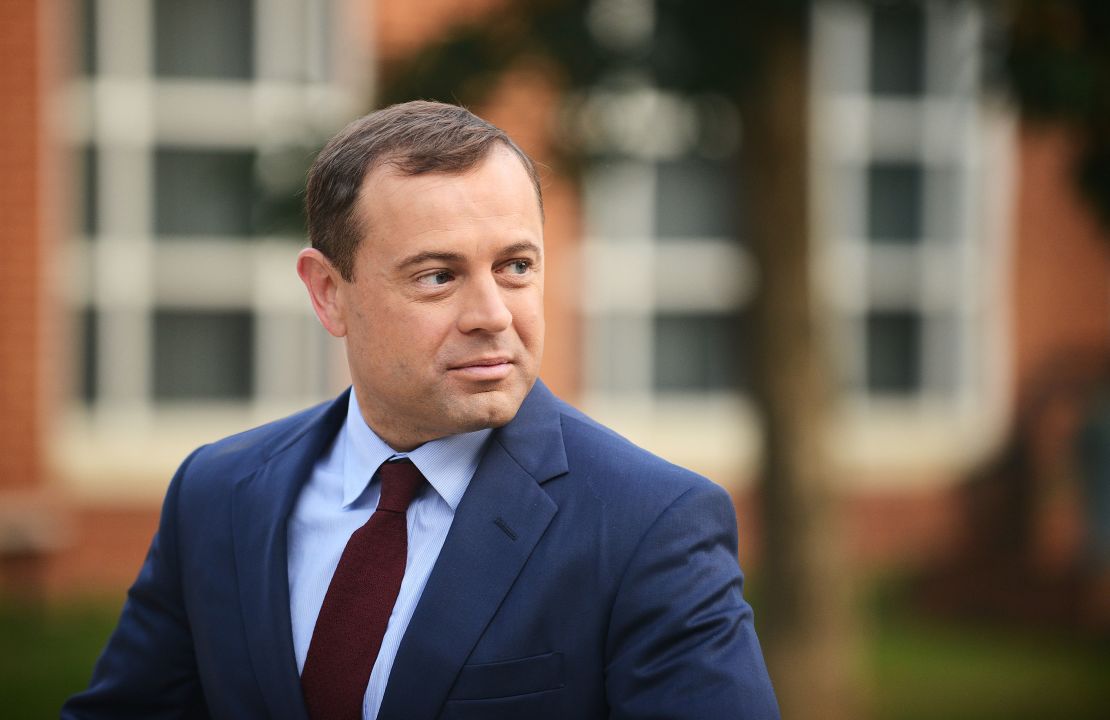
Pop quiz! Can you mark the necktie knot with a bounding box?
[376,458,425,513]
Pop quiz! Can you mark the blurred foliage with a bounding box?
[380,0,608,109]
[379,0,811,174]
[1006,0,1110,229]
[253,142,321,239]
[383,0,1110,231]
[0,599,121,719]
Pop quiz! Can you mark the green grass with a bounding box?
[869,611,1110,720]
[0,598,122,719]
[2,589,1108,718]
[863,574,1110,720]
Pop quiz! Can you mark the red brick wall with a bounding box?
[0,0,45,493]
[1013,125,1110,400]
[46,507,161,597]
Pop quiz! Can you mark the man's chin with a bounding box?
[453,390,526,431]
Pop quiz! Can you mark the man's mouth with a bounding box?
[448,357,514,381]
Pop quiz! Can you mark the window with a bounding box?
[68,0,366,427]
[654,312,746,392]
[153,310,254,400]
[581,4,753,414]
[814,1,993,406]
[869,2,925,96]
[154,0,254,80]
[78,0,96,76]
[154,149,258,237]
[580,1,1003,477]
[77,307,98,405]
[80,145,98,237]
[654,156,742,240]
[868,161,923,244]
[583,153,751,400]
[866,310,922,393]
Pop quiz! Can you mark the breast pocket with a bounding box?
[448,651,564,701]
[443,651,565,719]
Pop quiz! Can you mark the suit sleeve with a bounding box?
[604,482,780,720]
[62,447,210,719]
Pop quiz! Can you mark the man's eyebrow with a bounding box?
[498,241,543,260]
[395,241,543,271]
[396,250,466,270]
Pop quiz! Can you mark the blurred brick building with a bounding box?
[1,0,1107,601]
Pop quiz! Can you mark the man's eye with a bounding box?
[417,271,453,286]
[505,260,531,275]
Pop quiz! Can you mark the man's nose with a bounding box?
[457,275,512,334]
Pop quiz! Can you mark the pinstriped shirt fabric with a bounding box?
[287,390,491,720]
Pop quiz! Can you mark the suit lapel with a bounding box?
[231,392,349,720]
[378,381,568,720]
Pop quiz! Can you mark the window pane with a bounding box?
[153,309,254,400]
[870,3,925,96]
[654,312,745,392]
[79,0,96,76]
[154,148,256,236]
[80,145,98,237]
[654,156,742,239]
[866,310,921,394]
[78,306,98,405]
[154,0,253,79]
[868,162,923,244]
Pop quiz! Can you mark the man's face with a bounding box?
[336,147,544,450]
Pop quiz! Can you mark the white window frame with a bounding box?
[579,0,1013,490]
[55,0,371,501]
[813,0,1012,484]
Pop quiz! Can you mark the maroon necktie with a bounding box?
[300,458,425,720]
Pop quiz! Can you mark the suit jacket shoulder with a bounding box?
[179,392,347,497]
[558,401,716,489]
[536,392,733,541]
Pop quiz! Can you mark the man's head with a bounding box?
[305,100,544,282]
[297,101,545,451]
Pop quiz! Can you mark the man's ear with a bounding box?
[297,248,348,338]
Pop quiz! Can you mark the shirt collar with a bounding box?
[340,389,490,510]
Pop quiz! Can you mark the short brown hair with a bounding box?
[305,100,543,281]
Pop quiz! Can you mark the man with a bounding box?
[64,101,779,719]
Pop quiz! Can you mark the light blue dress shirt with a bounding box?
[287,390,491,719]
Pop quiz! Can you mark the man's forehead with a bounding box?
[351,153,542,264]
[357,150,542,220]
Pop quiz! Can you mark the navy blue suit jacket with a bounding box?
[64,381,779,719]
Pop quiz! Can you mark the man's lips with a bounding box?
[447,357,514,381]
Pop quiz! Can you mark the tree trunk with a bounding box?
[739,14,862,719]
